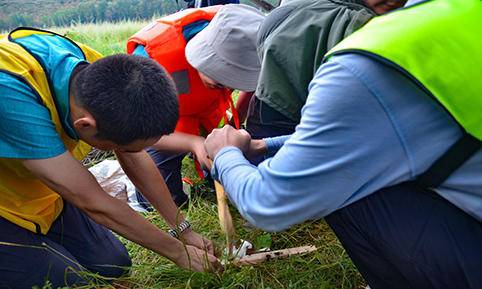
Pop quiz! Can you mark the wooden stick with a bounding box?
[214,180,235,254]
[234,245,318,265]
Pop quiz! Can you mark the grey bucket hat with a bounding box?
[185,4,265,92]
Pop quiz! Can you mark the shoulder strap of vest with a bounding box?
[9,27,102,62]
[9,27,85,56]
[416,133,481,189]
[127,6,220,54]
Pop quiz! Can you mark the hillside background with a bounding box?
[0,0,182,30]
[0,0,278,31]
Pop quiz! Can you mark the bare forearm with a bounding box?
[151,132,202,154]
[116,150,184,227]
[22,153,184,261]
[82,192,183,260]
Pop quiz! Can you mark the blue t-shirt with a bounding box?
[212,54,482,231]
[0,34,86,159]
[133,45,149,57]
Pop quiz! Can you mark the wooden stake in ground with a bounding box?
[212,168,318,263]
[214,180,236,255]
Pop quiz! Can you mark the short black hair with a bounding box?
[73,54,179,145]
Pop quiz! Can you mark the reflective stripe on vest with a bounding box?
[325,0,482,141]
[0,27,101,234]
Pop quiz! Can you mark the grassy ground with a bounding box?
[45,21,365,289]
[54,20,150,56]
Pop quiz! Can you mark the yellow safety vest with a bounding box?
[0,28,102,234]
[326,0,482,141]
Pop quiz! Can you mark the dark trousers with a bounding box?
[246,97,297,140]
[136,148,188,210]
[325,182,482,289]
[0,202,131,289]
[246,97,297,164]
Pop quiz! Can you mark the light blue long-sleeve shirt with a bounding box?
[212,53,482,232]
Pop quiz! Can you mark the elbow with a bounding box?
[73,194,113,226]
[247,218,293,233]
[235,193,312,232]
[232,189,296,232]
[81,203,115,229]
[241,210,294,233]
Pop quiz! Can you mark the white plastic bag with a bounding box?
[88,160,146,212]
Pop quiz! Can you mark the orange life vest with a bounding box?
[127,6,239,136]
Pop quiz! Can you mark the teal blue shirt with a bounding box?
[0,33,87,159]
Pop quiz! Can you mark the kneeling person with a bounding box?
[0,28,219,289]
[127,4,264,207]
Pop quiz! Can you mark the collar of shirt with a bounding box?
[14,33,87,140]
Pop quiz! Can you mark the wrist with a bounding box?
[168,219,192,239]
[247,139,267,158]
[212,146,238,163]
[253,139,267,155]
[179,227,193,237]
[152,230,185,261]
[189,136,205,152]
[210,147,223,159]
[164,237,186,261]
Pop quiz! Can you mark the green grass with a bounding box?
[45,21,365,289]
[51,20,150,56]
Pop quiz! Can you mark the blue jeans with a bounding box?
[0,202,131,289]
[325,182,482,289]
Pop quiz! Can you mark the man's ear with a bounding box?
[73,114,97,134]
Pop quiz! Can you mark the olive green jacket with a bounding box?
[256,0,375,122]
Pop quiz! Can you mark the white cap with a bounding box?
[185,4,265,91]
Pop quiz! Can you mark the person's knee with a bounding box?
[87,245,132,278]
[72,232,132,278]
[0,247,89,289]
[100,254,132,278]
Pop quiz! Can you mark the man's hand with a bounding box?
[116,150,220,271]
[189,136,211,170]
[246,139,267,159]
[181,229,216,255]
[204,125,251,159]
[175,245,222,272]
[22,152,216,270]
